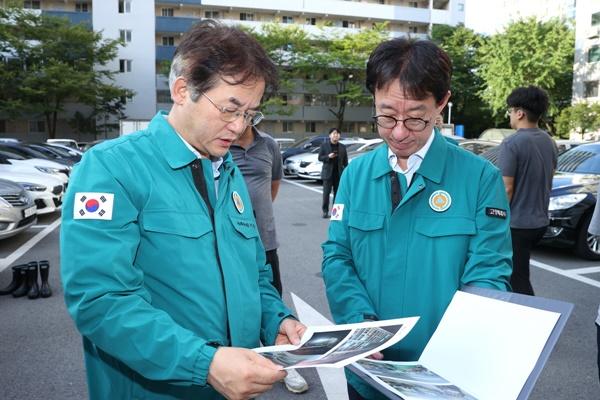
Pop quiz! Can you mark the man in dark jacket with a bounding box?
[318,128,348,218]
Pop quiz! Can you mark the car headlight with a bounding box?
[35,166,57,174]
[548,193,587,211]
[19,182,47,192]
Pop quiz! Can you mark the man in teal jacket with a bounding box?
[322,38,512,399]
[61,21,305,400]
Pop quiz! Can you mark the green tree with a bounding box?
[477,17,574,133]
[431,24,493,138]
[555,102,600,139]
[313,24,388,130]
[0,6,132,138]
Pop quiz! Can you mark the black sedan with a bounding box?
[542,142,600,260]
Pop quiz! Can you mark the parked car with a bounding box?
[2,170,65,215]
[47,138,79,149]
[0,142,74,170]
[478,128,516,142]
[541,142,600,260]
[26,143,77,166]
[458,139,499,156]
[0,151,69,185]
[274,138,296,153]
[555,139,585,155]
[0,178,37,240]
[282,135,329,161]
[39,142,82,162]
[83,139,107,151]
[347,139,384,164]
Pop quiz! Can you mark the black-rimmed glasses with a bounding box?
[202,92,264,126]
[372,114,430,132]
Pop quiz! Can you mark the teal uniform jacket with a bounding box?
[61,112,293,400]
[322,132,512,399]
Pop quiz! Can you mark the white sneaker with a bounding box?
[283,369,309,394]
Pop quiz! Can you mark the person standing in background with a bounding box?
[231,124,309,394]
[498,86,557,296]
[318,128,348,218]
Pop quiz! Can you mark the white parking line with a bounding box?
[283,179,323,194]
[0,219,61,273]
[564,266,600,275]
[31,225,49,229]
[531,259,600,289]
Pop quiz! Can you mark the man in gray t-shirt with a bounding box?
[231,125,309,394]
[498,86,557,296]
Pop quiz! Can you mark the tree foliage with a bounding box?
[0,6,132,138]
[555,102,600,139]
[477,17,574,132]
[431,24,492,137]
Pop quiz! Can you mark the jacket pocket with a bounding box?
[229,215,259,239]
[141,210,213,238]
[415,216,476,237]
[348,210,385,231]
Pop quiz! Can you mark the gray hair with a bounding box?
[168,54,201,102]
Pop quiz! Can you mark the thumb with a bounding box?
[249,351,284,370]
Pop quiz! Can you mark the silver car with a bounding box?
[0,178,37,240]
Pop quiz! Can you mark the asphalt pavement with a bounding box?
[0,179,598,399]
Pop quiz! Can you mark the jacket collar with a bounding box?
[150,111,234,170]
[372,130,448,184]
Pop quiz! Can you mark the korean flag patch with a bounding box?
[330,204,344,221]
[74,192,114,220]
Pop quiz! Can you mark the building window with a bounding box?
[75,2,89,13]
[282,121,293,133]
[205,11,220,19]
[157,90,172,104]
[23,1,40,9]
[342,20,349,28]
[589,46,600,63]
[119,59,132,73]
[161,8,174,17]
[305,122,316,133]
[282,16,293,24]
[28,120,45,133]
[118,0,131,14]
[306,17,316,25]
[409,1,418,7]
[119,29,132,43]
[408,26,418,34]
[162,36,174,46]
[379,0,385,4]
[458,3,465,12]
[585,81,599,98]
[0,120,5,133]
[592,12,600,27]
[240,13,254,21]
[281,94,288,106]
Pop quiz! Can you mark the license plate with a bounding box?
[23,206,36,218]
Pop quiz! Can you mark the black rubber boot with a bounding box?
[39,260,52,298]
[27,264,40,299]
[0,265,27,295]
[11,267,30,298]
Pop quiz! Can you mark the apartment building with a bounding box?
[572,0,600,105]
[3,0,465,139]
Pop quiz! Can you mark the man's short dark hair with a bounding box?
[328,128,340,135]
[170,20,278,100]
[506,86,549,123]
[366,38,452,104]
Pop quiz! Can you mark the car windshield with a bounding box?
[291,137,311,149]
[0,150,26,160]
[556,144,600,174]
[45,145,73,157]
[345,143,364,152]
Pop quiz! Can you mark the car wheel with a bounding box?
[574,213,600,260]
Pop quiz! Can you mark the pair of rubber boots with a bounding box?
[0,261,52,299]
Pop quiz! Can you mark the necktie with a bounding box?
[190,159,214,218]
[390,171,401,212]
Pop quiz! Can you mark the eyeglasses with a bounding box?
[505,107,522,118]
[202,92,264,126]
[372,114,430,132]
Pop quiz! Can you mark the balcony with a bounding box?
[156,16,199,34]
[42,11,92,27]
[156,45,176,61]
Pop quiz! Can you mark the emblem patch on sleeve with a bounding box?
[330,204,344,221]
[74,192,114,220]
[486,207,507,219]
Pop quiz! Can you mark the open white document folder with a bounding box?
[349,287,572,400]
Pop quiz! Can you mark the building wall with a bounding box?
[93,0,157,121]
[572,0,600,105]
